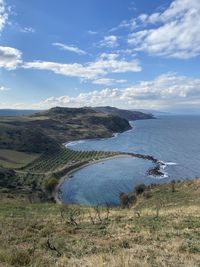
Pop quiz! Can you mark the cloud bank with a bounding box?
[31,73,200,110]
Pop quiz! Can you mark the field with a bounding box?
[0,149,40,169]
[0,179,199,267]
[22,147,117,174]
[0,147,119,200]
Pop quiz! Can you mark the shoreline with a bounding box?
[54,154,134,204]
[55,151,164,204]
[55,120,165,205]
[64,123,135,148]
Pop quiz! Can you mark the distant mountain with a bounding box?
[93,106,154,121]
[0,109,39,116]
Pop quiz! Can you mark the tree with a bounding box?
[45,176,58,193]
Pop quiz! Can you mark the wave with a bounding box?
[165,162,177,166]
[65,140,86,147]
[152,161,177,179]
[112,133,119,138]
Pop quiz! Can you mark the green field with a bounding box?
[22,147,117,174]
[0,149,40,169]
[0,147,118,200]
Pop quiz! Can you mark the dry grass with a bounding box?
[0,179,199,267]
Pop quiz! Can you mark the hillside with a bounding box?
[93,106,154,121]
[0,179,199,266]
[0,106,131,154]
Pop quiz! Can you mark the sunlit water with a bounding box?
[60,116,200,205]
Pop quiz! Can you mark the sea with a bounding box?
[60,115,200,205]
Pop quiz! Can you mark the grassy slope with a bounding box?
[0,149,40,169]
[0,179,199,267]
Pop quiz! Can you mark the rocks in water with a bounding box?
[148,165,164,176]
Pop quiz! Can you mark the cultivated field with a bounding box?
[23,148,117,174]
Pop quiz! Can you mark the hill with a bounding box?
[93,106,154,121]
[0,106,131,154]
[0,178,199,266]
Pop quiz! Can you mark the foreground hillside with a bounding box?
[0,179,199,267]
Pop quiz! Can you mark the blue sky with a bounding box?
[0,0,200,112]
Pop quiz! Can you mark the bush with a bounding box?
[0,168,18,188]
[128,192,137,205]
[45,176,58,193]
[134,184,146,195]
[119,193,129,209]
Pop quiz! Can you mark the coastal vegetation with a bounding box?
[0,179,199,266]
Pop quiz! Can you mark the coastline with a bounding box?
[54,150,164,204]
[54,154,134,204]
[55,120,166,205]
[64,122,135,148]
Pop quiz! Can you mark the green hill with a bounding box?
[0,107,131,155]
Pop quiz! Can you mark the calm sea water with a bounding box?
[60,116,200,205]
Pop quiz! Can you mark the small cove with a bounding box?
[60,115,200,205]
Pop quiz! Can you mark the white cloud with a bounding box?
[20,27,35,33]
[100,35,118,48]
[88,30,97,35]
[53,42,86,55]
[0,46,22,69]
[0,85,9,91]
[128,0,200,59]
[23,53,141,80]
[92,78,127,86]
[30,73,200,110]
[0,0,8,32]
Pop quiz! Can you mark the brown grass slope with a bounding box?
[0,179,199,267]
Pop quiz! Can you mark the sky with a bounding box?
[0,0,200,112]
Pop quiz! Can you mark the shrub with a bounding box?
[171,179,176,192]
[134,184,146,195]
[45,176,58,193]
[143,191,152,198]
[128,192,137,205]
[119,192,129,209]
